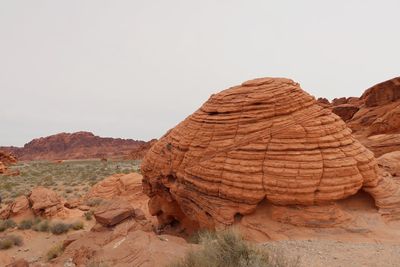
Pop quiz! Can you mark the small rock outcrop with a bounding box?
[141,77,400,230]
[0,151,17,175]
[0,196,31,219]
[85,173,143,201]
[28,186,65,217]
[94,200,135,227]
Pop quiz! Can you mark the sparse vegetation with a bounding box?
[50,222,70,235]
[0,234,23,250]
[0,159,140,203]
[84,211,94,221]
[32,219,50,232]
[171,229,299,267]
[46,243,64,260]
[86,198,104,207]
[0,219,17,232]
[18,219,33,230]
[70,221,84,230]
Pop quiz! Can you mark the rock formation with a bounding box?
[0,131,148,161]
[85,173,143,201]
[0,196,32,220]
[94,200,136,227]
[377,151,400,177]
[0,151,17,175]
[28,187,65,217]
[141,77,400,230]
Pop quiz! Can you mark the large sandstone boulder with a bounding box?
[0,196,31,219]
[141,77,400,229]
[55,228,192,267]
[85,173,143,201]
[94,200,135,227]
[28,186,65,217]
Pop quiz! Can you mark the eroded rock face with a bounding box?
[94,200,135,227]
[360,77,400,107]
[332,104,359,122]
[0,196,31,220]
[0,151,17,175]
[28,186,65,217]
[85,173,143,201]
[141,77,397,229]
[377,151,400,177]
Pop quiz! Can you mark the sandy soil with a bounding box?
[263,239,400,267]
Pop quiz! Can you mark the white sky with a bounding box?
[1,0,399,146]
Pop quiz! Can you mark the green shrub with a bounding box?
[70,221,84,230]
[170,229,298,267]
[46,243,64,260]
[50,222,70,235]
[0,239,13,250]
[84,211,93,221]
[0,235,23,250]
[0,219,17,232]
[18,219,33,230]
[86,198,103,207]
[32,220,50,232]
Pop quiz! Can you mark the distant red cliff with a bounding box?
[0,131,153,161]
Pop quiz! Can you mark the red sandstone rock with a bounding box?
[360,77,400,107]
[141,77,399,229]
[0,151,17,175]
[28,187,65,217]
[55,229,192,267]
[85,173,143,201]
[332,104,359,122]
[94,200,135,226]
[0,196,31,219]
[0,131,147,161]
[377,151,400,177]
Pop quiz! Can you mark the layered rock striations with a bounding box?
[141,77,400,230]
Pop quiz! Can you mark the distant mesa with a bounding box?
[0,131,153,161]
[141,77,400,231]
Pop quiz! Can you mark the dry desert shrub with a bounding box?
[0,234,23,250]
[171,229,299,267]
[46,243,64,260]
[0,219,16,232]
[18,219,33,230]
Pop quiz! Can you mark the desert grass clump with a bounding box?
[46,243,64,260]
[84,211,93,221]
[171,229,298,267]
[70,221,84,230]
[50,222,70,235]
[0,234,23,250]
[0,219,17,232]
[32,220,50,232]
[18,219,33,230]
[86,198,104,207]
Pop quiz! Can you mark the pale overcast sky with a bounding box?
[1,1,399,146]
